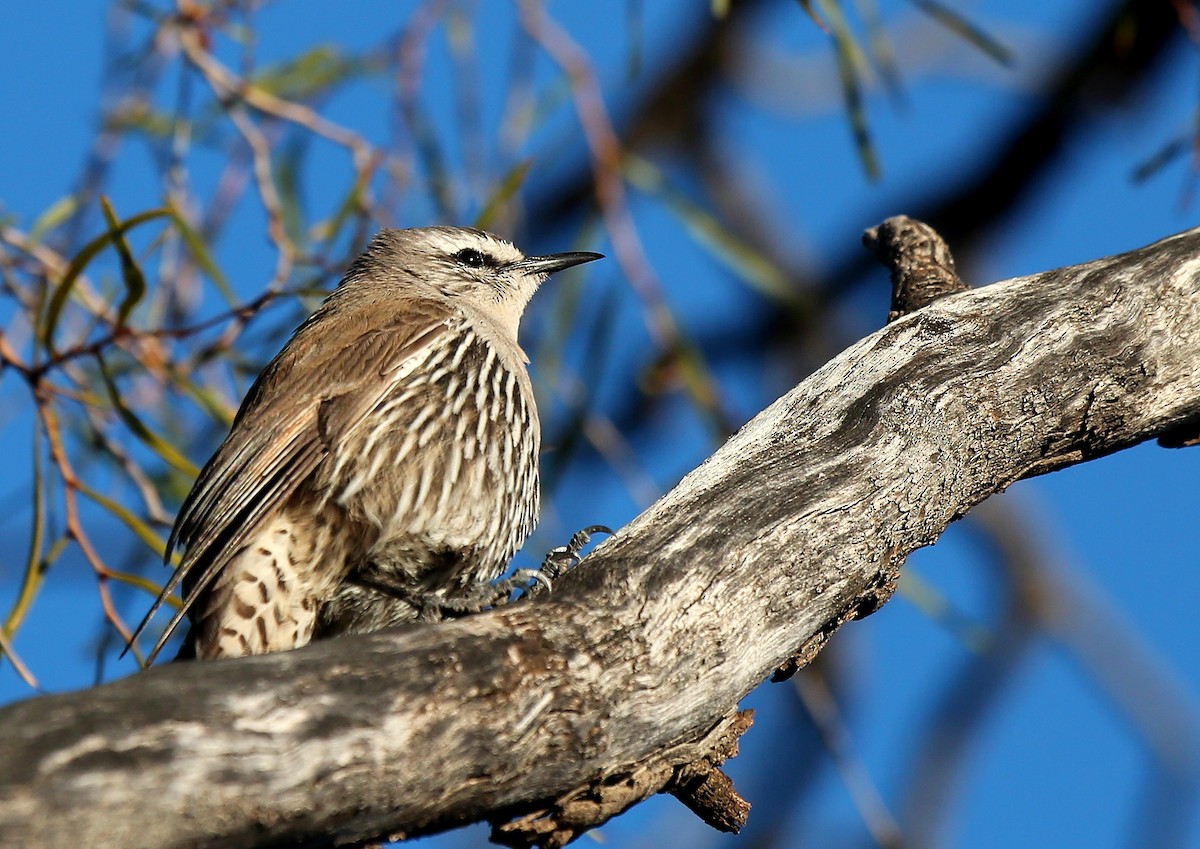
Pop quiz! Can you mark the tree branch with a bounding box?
[862,215,968,321]
[2,225,1198,849]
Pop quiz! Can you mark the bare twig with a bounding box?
[516,0,733,434]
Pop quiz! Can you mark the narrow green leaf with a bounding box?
[100,197,148,331]
[168,207,237,305]
[5,427,47,639]
[402,99,456,221]
[275,139,309,251]
[107,568,180,604]
[249,45,372,101]
[77,482,174,563]
[898,571,993,653]
[103,104,176,139]
[908,0,1014,67]
[166,362,237,427]
[474,160,533,232]
[624,156,803,308]
[28,195,79,244]
[819,0,881,180]
[625,0,644,78]
[310,165,370,247]
[796,0,831,33]
[1132,136,1188,183]
[540,284,619,492]
[41,206,171,353]
[96,356,201,478]
[855,0,903,99]
[43,536,69,566]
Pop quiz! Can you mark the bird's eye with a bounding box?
[453,248,490,268]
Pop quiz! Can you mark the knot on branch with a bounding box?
[669,710,754,833]
[492,711,753,849]
[863,216,967,322]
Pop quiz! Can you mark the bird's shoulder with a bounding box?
[239,295,467,414]
[165,296,462,547]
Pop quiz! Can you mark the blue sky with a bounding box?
[1,2,1198,848]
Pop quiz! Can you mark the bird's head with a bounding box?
[345,226,602,336]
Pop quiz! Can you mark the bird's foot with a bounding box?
[438,526,613,615]
[513,524,613,600]
[430,584,501,617]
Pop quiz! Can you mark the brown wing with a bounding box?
[130,296,458,663]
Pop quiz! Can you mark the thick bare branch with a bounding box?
[1,226,1198,848]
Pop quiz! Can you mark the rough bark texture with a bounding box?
[2,226,1199,849]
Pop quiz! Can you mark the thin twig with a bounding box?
[36,390,134,645]
[516,0,732,434]
[173,11,376,172]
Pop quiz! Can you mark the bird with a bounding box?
[129,226,602,663]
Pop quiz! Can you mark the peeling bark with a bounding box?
[1,226,1198,849]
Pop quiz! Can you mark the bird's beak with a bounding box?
[507,251,604,276]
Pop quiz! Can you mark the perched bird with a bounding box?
[131,227,602,663]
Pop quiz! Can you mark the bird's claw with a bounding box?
[512,568,555,593]
[523,524,613,597]
[484,525,612,607]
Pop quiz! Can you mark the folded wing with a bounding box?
[130,296,458,663]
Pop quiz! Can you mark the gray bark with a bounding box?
[1,226,1199,849]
